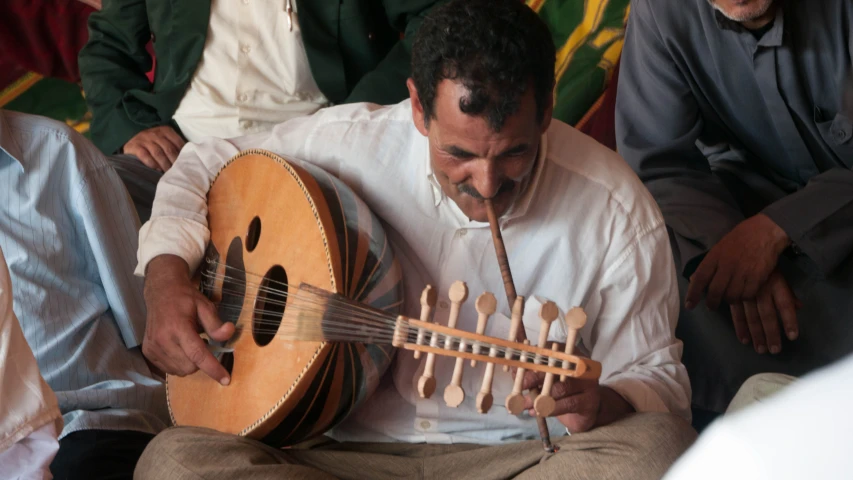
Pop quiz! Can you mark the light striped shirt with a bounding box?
[0,110,169,438]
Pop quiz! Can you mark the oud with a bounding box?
[166,150,601,447]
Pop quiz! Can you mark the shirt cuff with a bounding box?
[0,414,62,480]
[135,216,210,277]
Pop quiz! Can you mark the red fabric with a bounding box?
[0,0,96,85]
[576,60,620,152]
[146,42,156,83]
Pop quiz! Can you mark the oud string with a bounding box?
[211,290,564,366]
[199,261,574,368]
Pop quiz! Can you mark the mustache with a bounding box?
[456,180,516,200]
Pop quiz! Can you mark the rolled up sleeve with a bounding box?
[762,168,853,276]
[585,224,692,421]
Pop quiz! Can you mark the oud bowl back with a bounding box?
[165,150,403,446]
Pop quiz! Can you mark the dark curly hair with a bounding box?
[411,0,556,131]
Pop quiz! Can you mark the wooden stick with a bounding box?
[484,199,556,453]
[485,200,518,306]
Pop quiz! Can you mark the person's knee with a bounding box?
[135,428,175,475]
[134,427,210,479]
[597,413,697,480]
[726,373,796,414]
[540,413,697,480]
[629,413,697,464]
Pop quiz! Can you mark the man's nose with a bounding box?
[470,162,502,199]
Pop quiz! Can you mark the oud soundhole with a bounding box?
[220,351,234,376]
[253,265,288,346]
[246,216,261,252]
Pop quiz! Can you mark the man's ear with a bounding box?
[407,78,429,136]
[539,90,554,133]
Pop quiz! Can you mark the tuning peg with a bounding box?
[535,300,558,354]
[533,342,560,417]
[560,307,587,382]
[503,296,525,372]
[413,285,437,359]
[442,281,468,407]
[471,292,496,367]
[476,341,500,413]
[505,340,531,415]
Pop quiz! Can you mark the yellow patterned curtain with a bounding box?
[528,0,630,126]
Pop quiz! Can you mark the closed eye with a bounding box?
[499,144,529,158]
[444,146,477,160]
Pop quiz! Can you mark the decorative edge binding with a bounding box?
[164,148,339,439]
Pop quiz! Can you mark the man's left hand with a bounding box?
[521,373,634,433]
[686,213,790,311]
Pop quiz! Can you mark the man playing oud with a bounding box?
[134,1,696,478]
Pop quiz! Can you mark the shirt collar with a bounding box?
[0,111,24,164]
[713,3,786,48]
[424,133,548,225]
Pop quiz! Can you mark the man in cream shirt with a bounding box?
[80,0,443,222]
[133,1,696,478]
[170,0,330,143]
[0,245,63,480]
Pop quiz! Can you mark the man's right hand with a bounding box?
[142,254,235,385]
[123,126,186,172]
[729,268,801,355]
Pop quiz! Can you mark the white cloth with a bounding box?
[136,100,691,444]
[172,0,328,142]
[663,354,853,480]
[0,245,63,479]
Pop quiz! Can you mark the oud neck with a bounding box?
[391,315,599,380]
[284,283,601,381]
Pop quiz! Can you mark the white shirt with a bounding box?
[172,0,329,142]
[137,100,691,444]
[0,244,62,479]
[663,354,853,480]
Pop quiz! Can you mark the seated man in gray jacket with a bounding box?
[616,0,853,415]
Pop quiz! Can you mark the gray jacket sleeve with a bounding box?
[762,169,853,275]
[615,0,743,277]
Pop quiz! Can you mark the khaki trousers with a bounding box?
[725,372,797,414]
[134,413,696,480]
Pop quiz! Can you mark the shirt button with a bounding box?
[241,0,248,4]
[241,44,251,54]
[420,420,431,429]
[438,301,449,309]
[458,229,467,237]
[238,93,248,103]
